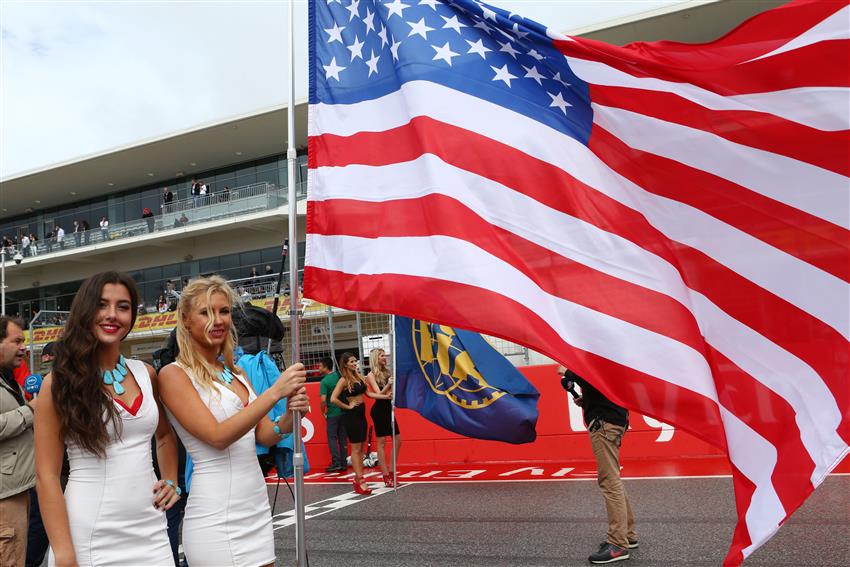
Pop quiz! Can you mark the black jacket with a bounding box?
[565,370,628,427]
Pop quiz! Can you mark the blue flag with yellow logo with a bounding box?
[394,317,539,444]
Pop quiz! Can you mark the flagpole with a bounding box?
[390,314,397,492]
[287,0,307,564]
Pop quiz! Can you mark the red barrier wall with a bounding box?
[301,364,724,468]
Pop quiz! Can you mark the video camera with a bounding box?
[560,375,580,400]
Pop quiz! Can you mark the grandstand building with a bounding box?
[0,0,782,372]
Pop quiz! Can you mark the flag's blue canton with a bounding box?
[310,0,592,144]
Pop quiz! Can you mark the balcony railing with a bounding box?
[9,181,306,259]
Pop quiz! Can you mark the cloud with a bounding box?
[0,0,674,178]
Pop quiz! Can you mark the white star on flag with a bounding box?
[364,8,376,33]
[482,6,497,21]
[441,15,466,34]
[378,25,389,47]
[511,22,529,40]
[551,71,571,87]
[548,91,571,114]
[346,0,360,21]
[522,64,545,85]
[432,42,460,66]
[408,18,435,40]
[325,22,345,44]
[383,0,409,19]
[323,57,345,81]
[473,21,492,35]
[528,49,545,61]
[490,63,516,87]
[347,36,365,61]
[419,0,440,9]
[366,50,381,76]
[498,40,520,59]
[390,38,402,61]
[466,38,490,59]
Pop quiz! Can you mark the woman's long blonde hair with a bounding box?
[369,348,391,389]
[176,275,239,391]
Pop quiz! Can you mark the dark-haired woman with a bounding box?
[330,352,372,495]
[34,272,180,567]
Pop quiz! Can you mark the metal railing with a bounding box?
[9,181,306,259]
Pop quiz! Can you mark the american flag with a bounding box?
[304,0,850,563]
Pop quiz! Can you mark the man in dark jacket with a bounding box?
[558,366,637,564]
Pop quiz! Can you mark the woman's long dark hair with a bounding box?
[339,351,361,392]
[52,271,140,457]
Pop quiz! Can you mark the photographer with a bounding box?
[558,365,638,564]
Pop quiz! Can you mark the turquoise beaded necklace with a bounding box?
[102,355,129,395]
[218,366,234,385]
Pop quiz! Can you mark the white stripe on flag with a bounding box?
[590,103,849,230]
[566,56,850,131]
[746,4,850,62]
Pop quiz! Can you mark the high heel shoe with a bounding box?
[383,473,395,488]
[352,476,373,495]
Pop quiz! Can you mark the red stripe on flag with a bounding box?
[557,41,850,95]
[303,266,730,451]
[587,123,850,283]
[590,84,850,178]
[725,467,757,566]
[619,0,849,66]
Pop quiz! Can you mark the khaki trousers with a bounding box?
[589,421,637,549]
[0,490,30,567]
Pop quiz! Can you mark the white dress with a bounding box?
[50,358,172,566]
[166,363,275,567]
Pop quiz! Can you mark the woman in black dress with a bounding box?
[366,348,401,487]
[330,352,372,495]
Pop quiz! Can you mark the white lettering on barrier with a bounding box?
[436,470,487,479]
[499,467,546,477]
[642,415,674,442]
[301,417,315,443]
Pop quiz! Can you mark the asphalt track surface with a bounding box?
[268,474,850,567]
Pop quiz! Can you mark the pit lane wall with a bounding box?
[301,364,724,468]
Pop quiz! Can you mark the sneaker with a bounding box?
[588,542,630,564]
[627,539,639,550]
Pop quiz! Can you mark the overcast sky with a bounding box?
[0,0,679,178]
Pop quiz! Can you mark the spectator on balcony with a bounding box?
[191,179,201,207]
[56,225,65,251]
[82,220,91,245]
[73,220,83,246]
[221,186,230,203]
[99,217,109,241]
[142,208,155,233]
[249,267,259,279]
[173,213,189,228]
[157,295,168,314]
[29,233,38,256]
[20,233,30,258]
[162,187,174,211]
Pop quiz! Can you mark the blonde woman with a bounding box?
[366,348,401,488]
[158,276,308,567]
[330,352,372,495]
